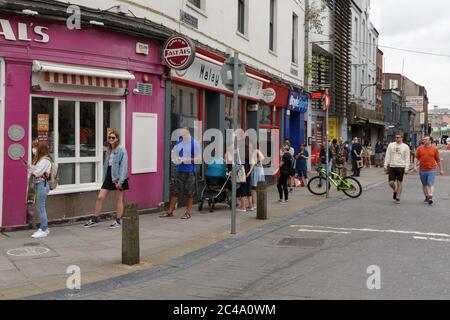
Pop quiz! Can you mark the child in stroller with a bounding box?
[198,158,232,212]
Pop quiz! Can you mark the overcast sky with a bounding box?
[371,0,450,109]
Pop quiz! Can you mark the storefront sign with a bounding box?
[406,96,424,113]
[136,42,149,55]
[248,104,259,112]
[0,19,49,43]
[262,88,276,104]
[37,114,50,132]
[163,35,196,70]
[171,58,263,100]
[288,91,309,113]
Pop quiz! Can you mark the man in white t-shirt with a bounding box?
[384,133,410,204]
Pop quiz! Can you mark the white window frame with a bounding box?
[29,95,125,195]
[186,0,207,16]
[0,58,4,226]
[237,0,249,37]
[269,0,277,53]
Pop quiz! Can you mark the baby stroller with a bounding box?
[198,158,232,213]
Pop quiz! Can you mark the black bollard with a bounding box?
[122,203,140,265]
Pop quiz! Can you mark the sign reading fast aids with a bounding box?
[163,35,196,70]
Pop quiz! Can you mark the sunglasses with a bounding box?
[108,136,117,140]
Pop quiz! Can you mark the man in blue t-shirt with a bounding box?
[161,127,202,220]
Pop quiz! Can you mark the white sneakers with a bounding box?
[31,228,50,238]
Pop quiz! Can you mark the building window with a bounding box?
[389,79,398,90]
[31,97,123,190]
[188,0,201,8]
[269,0,277,52]
[237,0,246,35]
[292,13,299,64]
[353,17,358,47]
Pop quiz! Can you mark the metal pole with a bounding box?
[231,51,238,235]
[326,104,329,199]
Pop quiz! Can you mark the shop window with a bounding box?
[170,84,201,179]
[225,96,243,130]
[31,97,123,192]
[259,105,272,126]
[171,84,199,136]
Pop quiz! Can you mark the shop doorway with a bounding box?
[0,58,4,225]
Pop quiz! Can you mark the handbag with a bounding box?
[357,159,364,168]
[236,149,247,183]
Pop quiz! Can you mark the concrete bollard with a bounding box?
[122,203,140,266]
[256,181,267,220]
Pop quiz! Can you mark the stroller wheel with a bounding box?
[198,200,204,212]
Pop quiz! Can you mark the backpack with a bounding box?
[44,157,59,190]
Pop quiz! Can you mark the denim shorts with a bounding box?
[420,170,436,187]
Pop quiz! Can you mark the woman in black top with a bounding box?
[277,146,293,204]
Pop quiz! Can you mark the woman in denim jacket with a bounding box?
[84,129,129,229]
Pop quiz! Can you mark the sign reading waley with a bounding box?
[171,57,263,100]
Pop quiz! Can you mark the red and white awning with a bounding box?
[33,60,135,89]
[44,72,129,88]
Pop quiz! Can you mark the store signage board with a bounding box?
[406,96,424,113]
[171,58,263,100]
[262,88,276,104]
[288,91,309,113]
[0,19,49,43]
[163,35,196,70]
[136,42,149,55]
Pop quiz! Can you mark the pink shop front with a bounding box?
[0,15,166,228]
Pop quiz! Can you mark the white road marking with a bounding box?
[414,236,450,243]
[297,229,351,235]
[290,225,450,238]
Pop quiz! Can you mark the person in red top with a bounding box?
[414,136,444,205]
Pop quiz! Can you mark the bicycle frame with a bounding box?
[317,167,352,190]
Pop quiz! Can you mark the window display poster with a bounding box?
[38,131,49,143]
[37,114,50,132]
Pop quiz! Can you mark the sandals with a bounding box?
[181,212,191,220]
[159,212,174,218]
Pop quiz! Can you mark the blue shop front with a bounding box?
[284,90,309,153]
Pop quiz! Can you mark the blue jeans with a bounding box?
[37,181,50,231]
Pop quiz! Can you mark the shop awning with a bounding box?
[32,60,135,89]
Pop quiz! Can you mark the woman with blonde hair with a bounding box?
[84,129,129,229]
[22,142,52,238]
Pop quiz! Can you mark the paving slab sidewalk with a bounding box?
[0,167,387,299]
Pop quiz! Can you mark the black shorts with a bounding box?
[102,166,130,191]
[171,172,196,198]
[389,167,405,182]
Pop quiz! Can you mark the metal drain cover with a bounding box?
[278,238,324,248]
[7,247,50,257]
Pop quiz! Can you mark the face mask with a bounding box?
[32,148,37,155]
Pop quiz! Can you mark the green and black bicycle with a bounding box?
[307,166,363,198]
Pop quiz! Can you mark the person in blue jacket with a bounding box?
[84,129,129,229]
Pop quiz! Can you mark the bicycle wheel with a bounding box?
[307,176,330,196]
[342,177,362,198]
